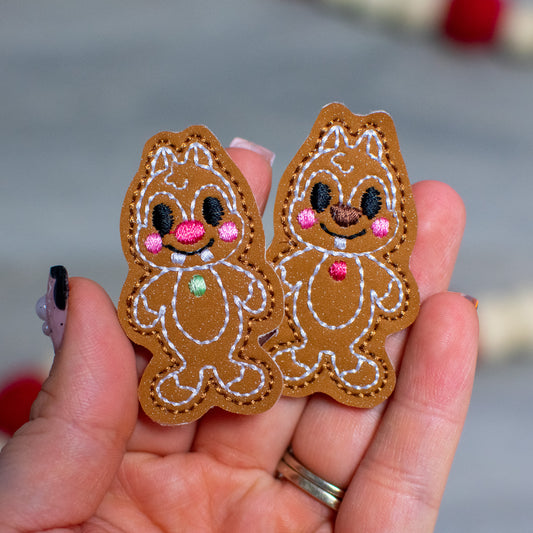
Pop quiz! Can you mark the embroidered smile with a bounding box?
[164,238,215,256]
[319,223,366,240]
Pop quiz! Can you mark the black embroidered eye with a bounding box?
[202,196,225,227]
[152,203,174,236]
[310,182,331,213]
[360,187,382,219]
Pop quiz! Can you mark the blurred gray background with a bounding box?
[1,1,532,530]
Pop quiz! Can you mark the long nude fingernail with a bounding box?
[229,137,276,166]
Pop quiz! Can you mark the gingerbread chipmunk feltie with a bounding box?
[118,127,285,424]
[263,103,420,407]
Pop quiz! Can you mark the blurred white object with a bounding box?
[498,4,533,58]
[318,0,533,59]
[479,287,533,361]
[322,0,449,32]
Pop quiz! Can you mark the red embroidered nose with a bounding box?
[174,220,205,245]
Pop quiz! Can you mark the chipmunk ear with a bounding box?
[318,124,341,151]
[318,123,353,154]
[151,146,179,177]
[361,130,384,162]
[183,137,216,172]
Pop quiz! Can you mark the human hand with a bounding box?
[0,140,478,533]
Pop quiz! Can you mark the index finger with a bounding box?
[227,142,274,215]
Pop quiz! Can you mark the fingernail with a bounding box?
[36,266,69,352]
[229,137,276,166]
[461,293,479,309]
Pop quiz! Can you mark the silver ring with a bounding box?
[276,448,345,511]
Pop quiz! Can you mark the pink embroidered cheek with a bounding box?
[145,232,163,254]
[329,261,347,281]
[297,208,317,230]
[371,217,389,238]
[175,220,205,245]
[218,221,239,242]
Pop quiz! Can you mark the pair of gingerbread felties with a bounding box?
[119,103,419,425]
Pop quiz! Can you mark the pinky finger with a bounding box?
[337,292,479,533]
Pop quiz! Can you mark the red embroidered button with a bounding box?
[329,261,347,281]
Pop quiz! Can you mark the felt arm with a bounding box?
[222,263,269,315]
[130,272,169,329]
[366,257,405,314]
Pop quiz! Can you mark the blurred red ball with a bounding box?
[0,375,42,435]
[443,0,505,44]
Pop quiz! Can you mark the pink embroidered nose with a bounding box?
[175,220,205,245]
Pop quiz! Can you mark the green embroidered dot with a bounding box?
[189,275,207,297]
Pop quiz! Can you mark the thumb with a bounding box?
[0,272,138,532]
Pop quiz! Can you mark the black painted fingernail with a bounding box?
[35,266,69,351]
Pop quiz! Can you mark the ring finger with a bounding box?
[286,180,466,490]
